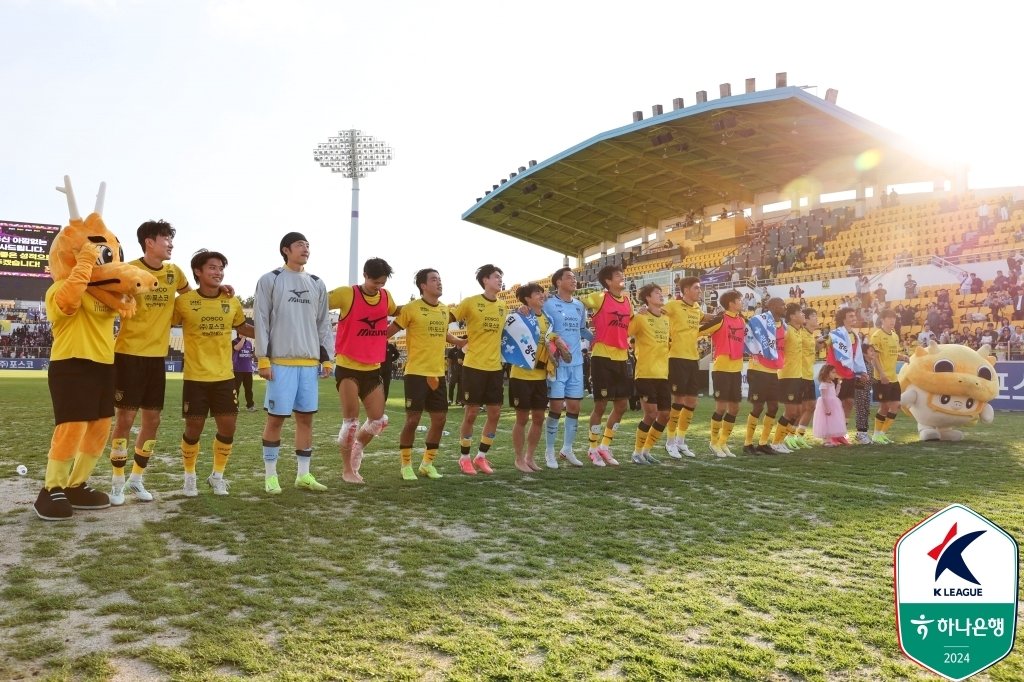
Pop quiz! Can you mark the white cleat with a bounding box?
[109,477,126,506]
[720,445,737,458]
[182,473,198,497]
[544,450,559,469]
[597,444,619,466]
[710,443,727,458]
[559,449,584,467]
[665,441,682,460]
[630,451,647,465]
[207,474,230,496]
[677,438,696,457]
[588,449,606,467]
[770,443,792,454]
[126,477,153,502]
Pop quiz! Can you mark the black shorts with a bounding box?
[712,371,742,403]
[49,359,115,425]
[461,366,504,406]
[838,378,856,401]
[114,353,166,411]
[801,379,816,402]
[509,377,548,410]
[668,358,701,397]
[635,378,672,411]
[590,355,632,400]
[335,366,383,400]
[779,378,807,404]
[183,379,238,418]
[404,375,448,413]
[873,380,902,402]
[746,370,780,403]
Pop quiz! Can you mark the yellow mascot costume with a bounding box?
[897,342,998,442]
[34,176,159,521]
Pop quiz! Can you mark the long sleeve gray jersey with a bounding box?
[253,267,332,363]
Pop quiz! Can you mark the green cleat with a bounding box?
[418,464,443,479]
[265,475,282,495]
[872,433,892,445]
[401,465,418,481]
[294,472,327,491]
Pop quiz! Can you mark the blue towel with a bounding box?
[744,311,779,361]
[502,311,543,370]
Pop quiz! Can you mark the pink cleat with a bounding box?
[598,444,619,466]
[459,456,477,475]
[473,455,494,474]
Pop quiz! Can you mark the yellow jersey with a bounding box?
[779,325,804,379]
[664,298,703,360]
[172,292,245,381]
[46,284,117,364]
[800,327,817,380]
[115,259,189,357]
[393,298,449,377]
[627,310,670,379]
[452,294,507,371]
[869,328,901,381]
[328,285,398,370]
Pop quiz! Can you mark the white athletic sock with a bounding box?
[296,456,311,477]
[264,460,278,477]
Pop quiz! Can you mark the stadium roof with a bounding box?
[461,86,954,256]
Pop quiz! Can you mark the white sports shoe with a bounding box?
[588,449,606,467]
[110,477,126,506]
[126,476,153,502]
[182,473,198,497]
[559,449,584,467]
[630,451,647,465]
[770,443,792,454]
[855,432,872,445]
[710,443,727,458]
[665,441,682,459]
[720,445,737,458]
[597,444,619,466]
[677,438,696,458]
[207,474,230,496]
[544,450,559,469]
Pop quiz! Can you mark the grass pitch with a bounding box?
[1,372,1023,681]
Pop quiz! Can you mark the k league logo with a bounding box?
[894,504,1018,681]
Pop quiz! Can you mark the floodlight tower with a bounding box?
[313,130,393,284]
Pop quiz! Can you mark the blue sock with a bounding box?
[562,413,579,452]
[545,412,560,452]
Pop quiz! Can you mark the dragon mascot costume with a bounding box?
[34,176,158,520]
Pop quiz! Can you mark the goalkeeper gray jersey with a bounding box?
[253,267,331,363]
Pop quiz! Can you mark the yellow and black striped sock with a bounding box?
[677,404,695,438]
[110,437,129,476]
[710,412,723,443]
[478,434,494,455]
[643,421,666,451]
[601,426,616,447]
[131,439,156,476]
[758,416,776,446]
[588,425,600,449]
[459,437,472,456]
[882,412,898,433]
[634,422,651,452]
[744,414,759,446]
[400,447,413,467]
[667,404,682,440]
[180,435,200,474]
[212,433,232,474]
[421,443,439,466]
[718,413,736,446]
[772,417,791,445]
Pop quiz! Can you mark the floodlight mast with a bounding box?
[313,129,393,283]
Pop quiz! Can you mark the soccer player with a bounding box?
[171,250,253,496]
[582,264,633,466]
[254,232,333,494]
[387,268,465,480]
[743,297,788,456]
[662,276,709,458]
[627,284,671,464]
[329,258,398,484]
[541,267,587,469]
[869,309,906,443]
[699,290,746,457]
[773,303,808,450]
[452,264,507,475]
[509,283,551,472]
[109,220,207,505]
[791,307,823,447]
[825,307,870,443]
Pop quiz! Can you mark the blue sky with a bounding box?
[2,0,1022,300]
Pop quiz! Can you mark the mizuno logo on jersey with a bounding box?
[287,288,311,303]
[610,311,629,328]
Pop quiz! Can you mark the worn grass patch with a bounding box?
[1,373,1023,680]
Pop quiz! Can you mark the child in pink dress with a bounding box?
[813,364,848,446]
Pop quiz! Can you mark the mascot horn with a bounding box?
[34,176,158,521]
[898,342,998,442]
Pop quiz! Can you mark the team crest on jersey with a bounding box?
[221,301,230,314]
[166,272,174,285]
